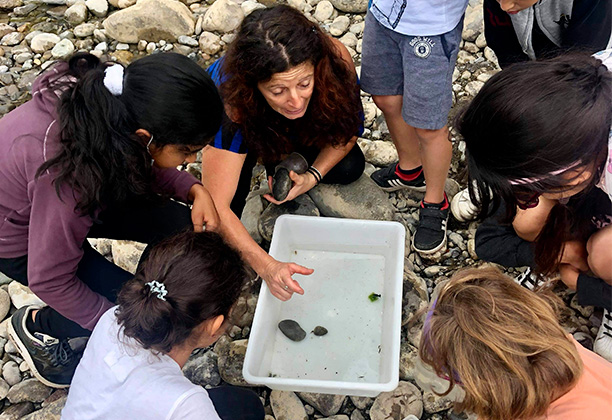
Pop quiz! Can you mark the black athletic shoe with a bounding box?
[412,199,449,255]
[8,306,83,388]
[370,162,426,192]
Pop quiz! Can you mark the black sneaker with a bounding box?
[8,306,83,388]
[412,198,449,255]
[370,162,426,192]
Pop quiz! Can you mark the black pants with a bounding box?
[475,194,612,311]
[0,198,192,339]
[208,387,265,420]
[231,145,365,217]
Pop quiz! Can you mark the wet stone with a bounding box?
[312,326,328,336]
[278,319,306,342]
[272,153,309,201]
[0,402,34,420]
[258,194,320,242]
[273,168,292,201]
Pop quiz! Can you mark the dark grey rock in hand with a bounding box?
[272,152,309,201]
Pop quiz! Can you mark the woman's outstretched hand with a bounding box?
[262,259,314,301]
[189,184,220,232]
[263,171,317,205]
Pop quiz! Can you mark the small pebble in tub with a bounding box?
[312,326,328,336]
[368,292,381,302]
[278,319,306,341]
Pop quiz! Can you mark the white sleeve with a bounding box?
[167,389,222,420]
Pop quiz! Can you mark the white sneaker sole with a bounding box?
[450,191,478,222]
[412,235,447,256]
[7,316,69,389]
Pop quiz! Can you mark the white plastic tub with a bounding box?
[243,215,405,397]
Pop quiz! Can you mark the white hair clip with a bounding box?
[103,64,125,96]
[145,280,168,301]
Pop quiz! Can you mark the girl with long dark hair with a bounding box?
[0,52,223,387]
[62,231,265,419]
[456,50,612,361]
[202,5,365,301]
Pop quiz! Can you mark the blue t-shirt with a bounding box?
[207,59,248,154]
[206,58,364,156]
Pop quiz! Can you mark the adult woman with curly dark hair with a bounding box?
[203,5,365,301]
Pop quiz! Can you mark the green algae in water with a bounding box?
[368,293,381,302]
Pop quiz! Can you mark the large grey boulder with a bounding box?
[201,0,244,33]
[258,194,320,242]
[21,397,66,420]
[0,289,10,321]
[65,3,88,25]
[182,349,221,387]
[308,174,394,221]
[270,390,308,420]
[214,337,252,387]
[7,379,52,404]
[0,402,34,420]
[103,0,195,43]
[297,392,346,417]
[8,282,44,309]
[240,188,267,244]
[358,138,398,168]
[0,0,21,9]
[369,381,423,420]
[111,240,146,274]
[30,33,60,53]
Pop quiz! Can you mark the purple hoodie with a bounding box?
[0,63,200,330]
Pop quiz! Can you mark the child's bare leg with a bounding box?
[372,95,422,170]
[416,126,451,204]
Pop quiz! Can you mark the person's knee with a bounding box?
[587,227,612,283]
[208,387,265,420]
[325,145,365,185]
[239,388,265,420]
[372,95,402,117]
[414,126,448,143]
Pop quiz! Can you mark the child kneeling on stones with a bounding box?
[61,231,265,420]
[421,267,612,420]
[1,52,222,387]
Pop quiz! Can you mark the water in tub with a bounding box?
[268,246,385,382]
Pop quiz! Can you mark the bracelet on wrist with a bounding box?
[307,166,322,185]
[306,169,319,185]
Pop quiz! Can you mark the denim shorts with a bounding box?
[360,12,463,130]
